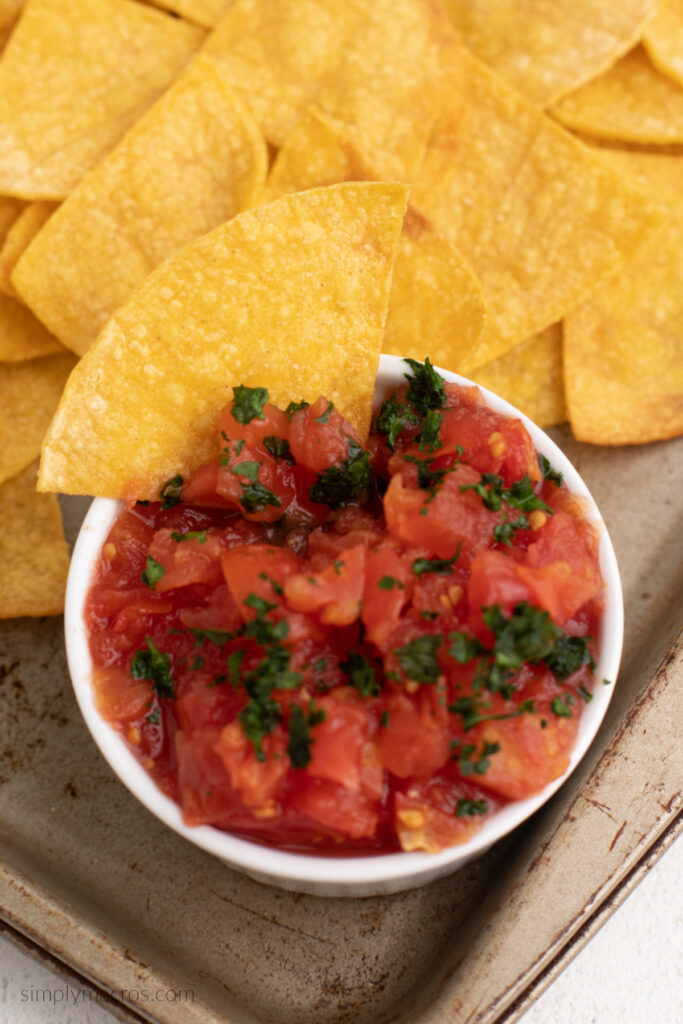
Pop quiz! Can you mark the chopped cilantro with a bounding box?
[412,549,460,576]
[550,695,573,718]
[417,409,443,453]
[285,399,309,419]
[141,556,165,589]
[313,658,327,672]
[263,436,291,462]
[451,738,500,775]
[309,439,372,508]
[231,460,260,481]
[374,393,419,450]
[577,685,594,703]
[238,695,281,761]
[378,575,403,590]
[455,798,488,817]
[403,357,447,416]
[239,481,281,514]
[231,385,268,424]
[493,514,530,546]
[130,638,174,699]
[420,610,439,621]
[545,633,596,680]
[380,709,390,728]
[315,401,334,423]
[448,695,536,730]
[403,454,452,498]
[287,701,326,769]
[448,631,485,664]
[145,708,160,725]
[188,627,233,647]
[159,474,183,509]
[395,634,442,685]
[258,571,284,595]
[538,453,563,486]
[342,651,381,697]
[170,530,207,543]
[191,656,204,671]
[461,472,552,515]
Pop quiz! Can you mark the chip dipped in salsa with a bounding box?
[85,359,604,854]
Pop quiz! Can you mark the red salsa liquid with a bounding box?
[85,361,604,854]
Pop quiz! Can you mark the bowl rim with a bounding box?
[65,353,624,893]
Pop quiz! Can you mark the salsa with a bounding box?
[85,359,604,854]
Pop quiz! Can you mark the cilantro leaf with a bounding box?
[159,474,183,509]
[287,701,326,769]
[374,393,420,450]
[342,651,381,697]
[395,634,443,684]
[417,409,443,453]
[315,401,334,423]
[309,440,372,508]
[538,453,563,486]
[403,357,447,416]
[141,556,165,589]
[412,549,460,576]
[130,638,174,699]
[493,514,530,546]
[239,481,281,514]
[230,385,268,424]
[285,399,309,419]
[545,634,596,680]
[170,529,207,543]
[189,627,233,647]
[455,798,488,817]
[231,460,260,481]
[263,436,291,462]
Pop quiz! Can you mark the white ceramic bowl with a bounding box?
[65,354,623,897]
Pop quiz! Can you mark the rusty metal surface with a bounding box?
[0,431,682,1024]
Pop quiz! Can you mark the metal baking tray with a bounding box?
[1,426,681,1024]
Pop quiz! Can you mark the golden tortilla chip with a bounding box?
[263,107,486,372]
[38,183,408,499]
[0,201,57,297]
[205,0,456,180]
[0,0,21,29]
[411,48,661,367]
[442,0,656,106]
[0,0,205,199]
[147,0,231,27]
[643,0,683,88]
[12,56,268,355]
[471,324,567,428]
[0,195,24,243]
[0,352,76,484]
[0,460,69,618]
[564,150,683,445]
[0,291,65,361]
[551,45,683,143]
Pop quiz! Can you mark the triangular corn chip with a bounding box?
[0,200,57,297]
[204,0,456,180]
[263,107,487,373]
[0,460,69,618]
[0,291,65,361]
[39,183,408,499]
[442,0,656,106]
[0,352,76,484]
[411,48,661,366]
[147,0,231,28]
[471,324,567,429]
[552,46,683,144]
[0,0,204,199]
[12,55,268,355]
[643,0,683,89]
[564,150,683,445]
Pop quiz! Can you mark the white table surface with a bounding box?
[1,834,681,1024]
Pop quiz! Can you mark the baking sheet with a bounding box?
[1,428,681,1024]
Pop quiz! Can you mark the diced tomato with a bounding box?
[288,397,362,473]
[92,665,152,723]
[214,721,289,809]
[383,463,498,565]
[147,528,227,591]
[221,543,302,622]
[289,777,379,840]
[215,444,296,523]
[285,544,365,625]
[362,542,412,648]
[305,694,370,791]
[394,769,495,852]
[376,690,451,779]
[218,399,290,450]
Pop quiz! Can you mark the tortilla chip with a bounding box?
[0,201,57,297]
[205,0,456,180]
[0,195,24,243]
[471,324,567,428]
[0,352,76,484]
[643,0,683,89]
[564,150,683,445]
[551,45,683,144]
[12,56,268,356]
[0,0,21,29]
[410,48,661,367]
[0,0,205,200]
[147,0,231,27]
[0,291,65,361]
[263,108,486,372]
[0,460,69,618]
[442,0,656,106]
[38,182,408,499]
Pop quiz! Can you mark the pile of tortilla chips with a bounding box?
[0,0,681,618]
